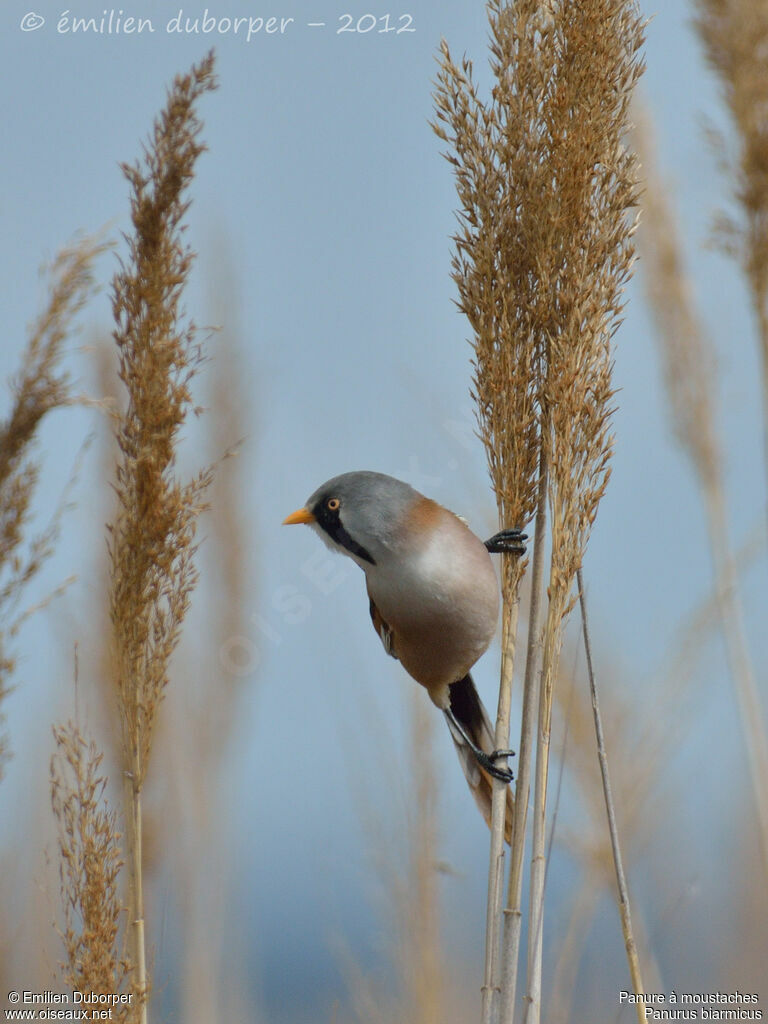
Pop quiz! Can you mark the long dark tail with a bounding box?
[444,673,514,843]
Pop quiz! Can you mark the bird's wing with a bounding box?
[368,597,397,659]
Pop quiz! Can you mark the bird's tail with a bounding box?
[444,673,514,844]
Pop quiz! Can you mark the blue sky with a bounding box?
[1,0,767,1018]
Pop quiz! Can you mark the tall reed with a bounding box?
[108,52,217,1021]
[524,0,644,999]
[635,108,768,881]
[693,0,768,531]
[434,8,545,1016]
[0,237,104,780]
[435,3,644,1020]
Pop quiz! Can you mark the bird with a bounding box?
[283,471,526,842]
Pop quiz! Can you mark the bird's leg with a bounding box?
[445,708,515,783]
[484,528,528,556]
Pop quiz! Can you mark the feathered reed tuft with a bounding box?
[635,103,768,884]
[51,721,133,1017]
[433,1,542,558]
[107,52,217,1020]
[693,0,768,532]
[693,0,768,340]
[0,237,105,779]
[109,51,217,787]
[633,110,720,491]
[534,0,642,602]
[521,7,645,1020]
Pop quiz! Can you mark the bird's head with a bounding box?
[283,471,421,568]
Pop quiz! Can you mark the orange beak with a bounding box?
[282,506,316,526]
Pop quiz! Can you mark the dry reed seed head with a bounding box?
[0,236,106,780]
[694,0,768,324]
[532,0,643,598]
[109,52,217,787]
[433,42,542,545]
[0,237,106,568]
[633,108,721,493]
[434,1,644,576]
[0,238,106,485]
[50,722,133,1015]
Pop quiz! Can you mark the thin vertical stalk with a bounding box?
[482,592,521,1024]
[577,568,645,1024]
[500,454,548,1024]
[125,771,147,1024]
[523,587,565,1024]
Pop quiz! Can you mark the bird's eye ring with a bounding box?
[327,497,340,511]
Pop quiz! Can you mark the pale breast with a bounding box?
[365,503,499,701]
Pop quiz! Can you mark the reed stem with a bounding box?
[500,454,548,1024]
[125,770,148,1024]
[577,568,645,1024]
[482,593,521,1024]
[523,586,565,1024]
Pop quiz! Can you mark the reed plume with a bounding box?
[434,9,548,1017]
[635,107,768,882]
[693,0,768,524]
[633,111,720,491]
[0,237,104,780]
[51,719,133,1018]
[435,2,644,1020]
[108,52,217,1020]
[525,6,643,1018]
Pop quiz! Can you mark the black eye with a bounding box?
[327,497,340,511]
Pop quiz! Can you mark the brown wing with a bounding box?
[369,597,397,659]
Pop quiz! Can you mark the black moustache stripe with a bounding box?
[327,521,376,565]
[312,501,376,565]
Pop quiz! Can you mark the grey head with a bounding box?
[302,471,423,567]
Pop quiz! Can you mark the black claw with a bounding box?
[490,747,516,760]
[477,748,515,783]
[484,528,528,556]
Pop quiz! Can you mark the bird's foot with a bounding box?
[485,529,528,556]
[476,747,516,783]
